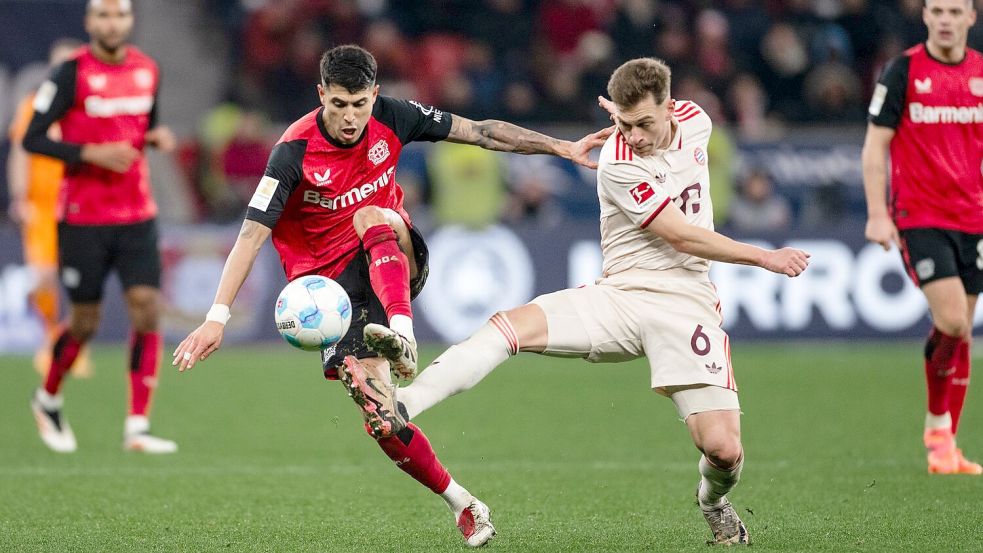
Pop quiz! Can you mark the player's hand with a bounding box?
[145,125,177,153]
[7,199,32,226]
[864,214,900,251]
[569,125,615,169]
[761,247,810,277]
[81,141,140,173]
[597,95,617,122]
[172,321,226,372]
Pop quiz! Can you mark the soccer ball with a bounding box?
[274,275,352,351]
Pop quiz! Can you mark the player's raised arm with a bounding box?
[445,115,613,169]
[647,203,810,277]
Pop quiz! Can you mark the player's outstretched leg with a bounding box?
[364,323,418,380]
[337,355,407,438]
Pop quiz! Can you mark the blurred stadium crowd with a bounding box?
[6,0,983,230]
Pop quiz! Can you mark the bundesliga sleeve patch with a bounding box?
[248,176,279,212]
[868,83,887,116]
[629,182,656,206]
[33,81,57,114]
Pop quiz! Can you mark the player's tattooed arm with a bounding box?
[447,116,612,169]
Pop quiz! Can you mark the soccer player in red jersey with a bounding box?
[22,0,178,454]
[863,0,982,475]
[172,44,610,546]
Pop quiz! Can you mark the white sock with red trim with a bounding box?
[400,313,517,420]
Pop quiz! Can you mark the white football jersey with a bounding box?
[596,100,714,275]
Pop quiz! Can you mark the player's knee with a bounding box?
[933,313,969,338]
[352,206,388,235]
[703,439,743,470]
[69,316,99,342]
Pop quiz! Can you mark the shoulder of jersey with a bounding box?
[904,43,924,57]
[599,131,638,170]
[278,108,321,144]
[125,46,157,67]
[674,100,711,134]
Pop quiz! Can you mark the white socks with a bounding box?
[399,314,517,420]
[124,415,150,436]
[698,454,744,508]
[440,478,473,515]
[390,314,415,343]
[925,411,952,430]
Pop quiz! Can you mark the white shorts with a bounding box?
[530,268,738,396]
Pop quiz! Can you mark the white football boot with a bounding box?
[123,415,178,454]
[457,498,496,547]
[30,388,77,453]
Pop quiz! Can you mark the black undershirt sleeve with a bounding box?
[868,55,909,129]
[372,95,453,144]
[22,59,83,164]
[245,139,307,229]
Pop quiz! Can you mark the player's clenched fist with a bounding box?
[172,321,225,372]
[761,247,810,277]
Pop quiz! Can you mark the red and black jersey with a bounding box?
[868,43,983,233]
[22,45,162,225]
[246,96,452,280]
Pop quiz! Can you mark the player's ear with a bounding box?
[317,83,326,105]
[371,84,380,101]
[667,98,675,120]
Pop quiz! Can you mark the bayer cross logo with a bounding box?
[368,140,390,166]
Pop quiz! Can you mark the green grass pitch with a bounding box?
[1,341,981,552]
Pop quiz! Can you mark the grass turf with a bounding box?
[1,341,981,552]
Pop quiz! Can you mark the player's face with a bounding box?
[318,84,380,144]
[615,93,675,157]
[923,0,977,50]
[85,0,134,53]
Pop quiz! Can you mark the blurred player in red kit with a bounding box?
[23,0,177,454]
[863,0,982,474]
[172,44,610,546]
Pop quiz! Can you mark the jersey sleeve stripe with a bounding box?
[676,101,692,112]
[675,105,697,117]
[640,197,671,229]
[677,110,702,122]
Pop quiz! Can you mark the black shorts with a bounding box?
[58,219,162,303]
[321,225,429,377]
[898,228,983,294]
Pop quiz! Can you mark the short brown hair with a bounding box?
[607,58,672,108]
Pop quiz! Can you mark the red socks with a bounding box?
[376,423,451,494]
[924,327,960,417]
[129,331,161,416]
[43,328,83,395]
[950,339,971,435]
[362,224,412,321]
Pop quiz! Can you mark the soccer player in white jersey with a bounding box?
[343,58,810,545]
